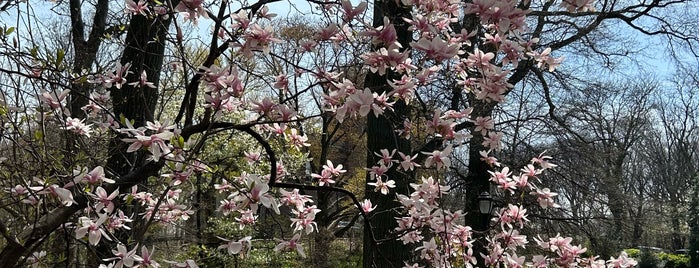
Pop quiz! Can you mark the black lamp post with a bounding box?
[478,191,494,216]
[473,191,494,267]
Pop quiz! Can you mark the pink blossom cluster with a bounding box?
[6,0,631,266]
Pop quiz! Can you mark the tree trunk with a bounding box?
[599,155,628,255]
[670,204,684,250]
[363,111,412,267]
[464,101,497,267]
[69,0,108,118]
[688,177,699,267]
[362,1,412,267]
[108,13,172,175]
[312,226,334,268]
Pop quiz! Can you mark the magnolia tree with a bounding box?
[0,0,667,266]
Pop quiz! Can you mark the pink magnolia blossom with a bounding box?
[127,70,156,89]
[311,169,336,186]
[482,131,503,150]
[240,24,280,55]
[528,47,563,72]
[244,151,261,164]
[388,75,417,104]
[103,62,132,89]
[218,236,252,255]
[103,244,140,268]
[174,0,208,22]
[360,17,397,45]
[607,251,638,268]
[134,246,160,268]
[561,0,596,12]
[531,152,558,169]
[27,251,46,268]
[359,199,376,213]
[290,206,321,234]
[31,183,75,206]
[122,130,174,162]
[65,117,93,137]
[75,214,110,246]
[374,149,396,166]
[125,0,149,16]
[411,37,460,61]
[348,88,381,117]
[473,116,494,135]
[235,209,257,229]
[367,177,396,195]
[397,152,419,171]
[315,24,340,41]
[274,234,305,257]
[498,204,529,229]
[322,160,346,176]
[273,74,289,91]
[279,189,313,210]
[531,188,560,209]
[164,259,198,268]
[367,164,390,180]
[9,184,28,196]
[480,150,501,167]
[39,89,70,110]
[286,128,310,150]
[91,187,119,213]
[465,48,495,70]
[340,0,367,22]
[423,145,452,171]
[230,10,250,30]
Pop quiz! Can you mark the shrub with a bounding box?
[624,249,641,258]
[658,252,690,268]
[638,250,660,268]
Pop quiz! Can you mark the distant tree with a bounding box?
[689,178,699,267]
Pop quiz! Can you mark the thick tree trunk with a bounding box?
[631,205,644,247]
[362,1,412,267]
[92,12,173,266]
[601,158,628,257]
[688,180,699,268]
[68,0,108,118]
[108,13,172,175]
[463,101,497,267]
[312,226,334,268]
[311,115,334,268]
[670,205,684,250]
[363,111,412,267]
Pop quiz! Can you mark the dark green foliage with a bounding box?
[625,249,690,268]
[689,178,699,268]
[638,250,660,268]
[624,249,640,258]
[658,253,690,268]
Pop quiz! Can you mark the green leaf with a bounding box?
[56,49,65,66]
[5,27,14,35]
[29,47,38,58]
[178,136,185,147]
[34,130,43,140]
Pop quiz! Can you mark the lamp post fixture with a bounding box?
[473,191,495,267]
[478,191,494,216]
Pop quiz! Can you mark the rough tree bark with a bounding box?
[362,1,412,267]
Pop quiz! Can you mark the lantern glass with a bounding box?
[478,192,493,215]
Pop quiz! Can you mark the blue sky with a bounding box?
[1,0,694,81]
